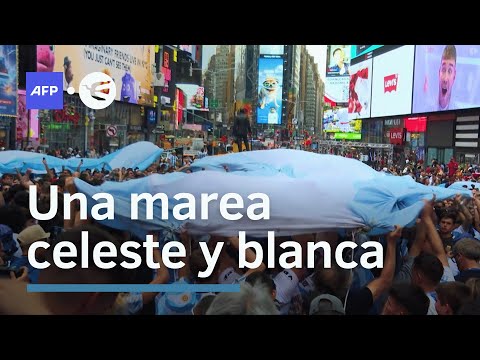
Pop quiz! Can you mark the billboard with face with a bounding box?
[413,45,480,113]
[325,45,351,104]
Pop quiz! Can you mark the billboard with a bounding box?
[0,45,17,117]
[36,45,155,106]
[257,55,283,124]
[371,45,415,118]
[413,45,480,113]
[348,57,373,120]
[351,45,383,59]
[323,107,362,140]
[405,116,427,132]
[145,107,157,126]
[325,45,350,104]
[176,84,207,111]
[259,45,285,55]
[179,45,193,54]
[17,90,39,140]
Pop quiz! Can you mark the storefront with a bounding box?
[425,113,455,165]
[127,125,145,144]
[38,95,87,152]
[0,117,13,149]
[361,119,383,144]
[404,116,427,162]
[383,118,406,166]
[93,101,141,152]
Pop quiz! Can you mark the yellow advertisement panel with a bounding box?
[37,45,155,106]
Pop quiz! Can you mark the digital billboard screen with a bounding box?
[348,57,372,120]
[36,45,155,106]
[413,45,480,113]
[0,45,17,116]
[371,45,415,118]
[323,107,362,140]
[176,84,208,112]
[325,45,351,104]
[351,45,383,59]
[257,55,283,125]
[259,45,284,55]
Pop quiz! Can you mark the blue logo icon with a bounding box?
[26,72,63,110]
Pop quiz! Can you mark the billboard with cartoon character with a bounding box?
[257,55,283,124]
[0,45,17,117]
[36,45,155,106]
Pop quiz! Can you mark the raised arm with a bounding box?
[74,159,83,175]
[42,158,54,180]
[456,195,473,229]
[422,200,449,267]
[366,225,401,301]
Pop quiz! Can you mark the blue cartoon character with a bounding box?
[121,72,137,103]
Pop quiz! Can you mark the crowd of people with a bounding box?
[1,143,480,315]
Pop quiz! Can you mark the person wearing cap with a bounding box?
[309,294,345,315]
[10,225,50,283]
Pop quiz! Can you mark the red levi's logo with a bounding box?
[389,127,404,145]
[384,74,398,93]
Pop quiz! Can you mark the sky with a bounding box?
[202,45,216,71]
[306,45,327,81]
[201,45,327,80]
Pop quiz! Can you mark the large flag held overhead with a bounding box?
[73,150,470,240]
[0,142,164,174]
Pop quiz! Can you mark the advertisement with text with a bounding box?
[36,45,155,106]
[371,45,415,118]
[325,45,351,104]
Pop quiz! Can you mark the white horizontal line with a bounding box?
[455,141,479,147]
[456,133,479,139]
[457,116,479,122]
[456,124,479,131]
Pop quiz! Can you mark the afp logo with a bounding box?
[26,71,116,110]
[26,72,63,109]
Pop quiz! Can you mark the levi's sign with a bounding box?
[384,74,398,93]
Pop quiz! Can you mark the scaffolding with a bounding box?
[314,140,395,169]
